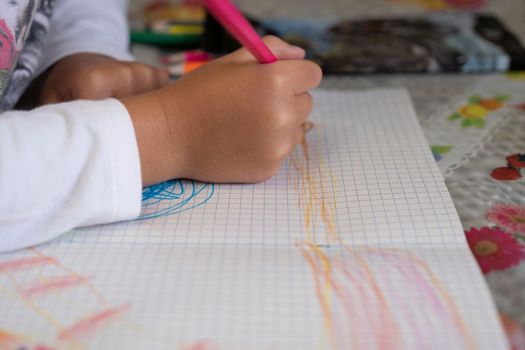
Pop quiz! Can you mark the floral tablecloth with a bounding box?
[236,0,525,347]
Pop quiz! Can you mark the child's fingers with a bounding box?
[222,35,305,64]
[115,63,170,97]
[154,67,171,87]
[276,60,323,94]
[130,63,171,92]
[261,35,306,61]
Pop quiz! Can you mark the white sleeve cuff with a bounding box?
[0,98,142,252]
[90,98,142,224]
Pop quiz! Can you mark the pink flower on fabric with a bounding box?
[487,203,525,235]
[0,19,16,70]
[465,227,525,274]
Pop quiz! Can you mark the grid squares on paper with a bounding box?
[64,89,464,248]
[0,241,506,349]
[0,89,507,350]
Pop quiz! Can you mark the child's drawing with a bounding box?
[0,248,129,349]
[139,179,215,220]
[289,126,337,242]
[292,128,474,349]
[299,242,475,350]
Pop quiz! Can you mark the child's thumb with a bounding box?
[222,35,305,63]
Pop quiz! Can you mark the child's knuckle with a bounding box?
[265,140,290,162]
[82,70,105,89]
[264,71,287,92]
[120,64,136,82]
[69,80,94,98]
[268,111,290,130]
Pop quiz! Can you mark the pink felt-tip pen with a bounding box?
[203,0,277,64]
[160,50,212,65]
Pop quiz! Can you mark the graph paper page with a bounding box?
[0,89,507,349]
[67,89,463,248]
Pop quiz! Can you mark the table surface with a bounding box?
[132,0,525,344]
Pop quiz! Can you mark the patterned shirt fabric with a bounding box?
[0,0,55,111]
[0,0,142,252]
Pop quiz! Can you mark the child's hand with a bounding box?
[123,36,323,186]
[38,53,170,104]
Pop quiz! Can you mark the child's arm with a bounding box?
[20,0,168,107]
[0,98,142,252]
[0,36,321,252]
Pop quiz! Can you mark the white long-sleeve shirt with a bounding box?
[0,0,143,252]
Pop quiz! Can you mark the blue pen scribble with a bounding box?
[137,179,215,220]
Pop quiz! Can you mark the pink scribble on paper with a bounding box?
[0,256,55,273]
[58,303,130,341]
[22,275,89,297]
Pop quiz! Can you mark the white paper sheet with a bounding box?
[0,89,507,350]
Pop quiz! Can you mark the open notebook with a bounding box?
[0,89,507,349]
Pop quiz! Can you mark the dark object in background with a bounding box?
[202,10,259,54]
[203,12,525,74]
[474,15,525,71]
[323,18,465,73]
[201,11,236,54]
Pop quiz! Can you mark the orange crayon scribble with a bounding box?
[299,242,336,348]
[299,137,315,239]
[58,304,130,341]
[22,275,89,297]
[318,170,337,240]
[301,242,404,350]
[290,129,338,242]
[0,330,55,350]
[301,242,478,349]
[0,329,24,349]
[0,256,55,273]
